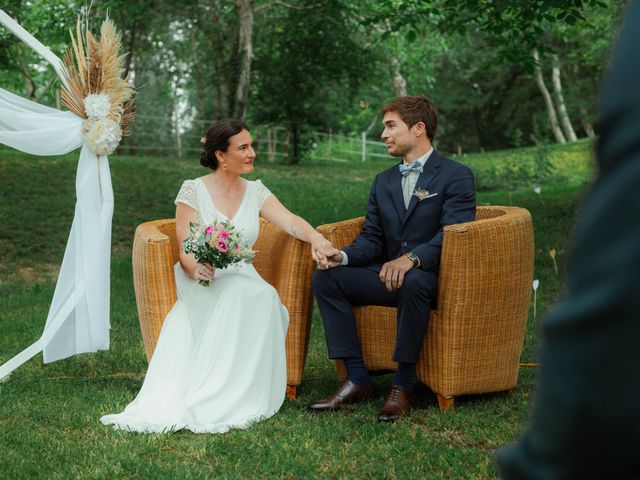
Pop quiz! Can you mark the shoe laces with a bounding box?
[389,387,402,401]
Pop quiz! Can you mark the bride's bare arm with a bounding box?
[260,195,338,267]
[176,203,214,281]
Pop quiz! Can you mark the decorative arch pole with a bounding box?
[0,9,134,381]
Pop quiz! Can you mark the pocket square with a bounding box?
[413,188,438,201]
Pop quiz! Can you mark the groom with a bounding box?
[309,95,476,422]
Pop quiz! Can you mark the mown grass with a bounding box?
[0,142,592,479]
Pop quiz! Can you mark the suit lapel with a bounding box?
[402,152,442,226]
[389,163,406,220]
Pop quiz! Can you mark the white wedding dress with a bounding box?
[101,178,289,433]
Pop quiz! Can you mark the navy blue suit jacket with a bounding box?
[343,150,476,271]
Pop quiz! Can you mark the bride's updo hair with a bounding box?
[200,119,250,170]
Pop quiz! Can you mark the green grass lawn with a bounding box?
[0,144,592,479]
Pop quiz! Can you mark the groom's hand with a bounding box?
[322,250,344,269]
[379,255,415,291]
[315,249,343,269]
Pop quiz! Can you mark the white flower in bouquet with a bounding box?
[83,93,112,120]
[85,118,122,156]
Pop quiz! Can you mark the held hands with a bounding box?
[311,235,341,269]
[379,255,415,292]
[194,262,215,282]
[320,250,345,269]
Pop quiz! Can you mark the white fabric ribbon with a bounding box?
[0,11,113,379]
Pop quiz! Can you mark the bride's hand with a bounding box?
[194,262,215,282]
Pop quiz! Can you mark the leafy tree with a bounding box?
[0,0,79,105]
[0,0,626,158]
[365,0,614,70]
[251,0,376,163]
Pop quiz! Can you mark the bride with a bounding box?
[101,120,335,433]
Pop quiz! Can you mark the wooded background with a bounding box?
[0,0,626,163]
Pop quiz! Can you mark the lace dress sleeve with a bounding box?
[255,179,273,210]
[174,179,197,210]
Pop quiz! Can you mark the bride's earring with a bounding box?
[222,163,228,170]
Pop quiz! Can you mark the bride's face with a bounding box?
[217,129,256,174]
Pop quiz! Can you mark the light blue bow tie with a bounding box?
[399,160,423,177]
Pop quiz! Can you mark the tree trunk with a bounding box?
[365,114,378,135]
[533,49,566,144]
[390,56,407,97]
[209,0,227,119]
[266,128,275,162]
[233,0,254,119]
[290,125,300,165]
[580,108,596,138]
[189,19,206,132]
[551,54,578,141]
[34,76,56,103]
[283,128,290,163]
[123,28,137,80]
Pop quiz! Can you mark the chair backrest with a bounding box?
[316,206,511,250]
[156,221,180,264]
[252,219,292,286]
[475,206,506,221]
[316,217,365,250]
[426,205,534,395]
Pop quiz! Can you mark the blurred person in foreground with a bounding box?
[497,3,640,478]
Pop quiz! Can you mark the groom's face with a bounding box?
[381,111,414,158]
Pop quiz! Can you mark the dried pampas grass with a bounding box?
[61,17,135,137]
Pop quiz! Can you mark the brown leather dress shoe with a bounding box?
[308,380,376,412]
[378,386,415,423]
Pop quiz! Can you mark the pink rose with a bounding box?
[205,225,214,235]
[218,230,230,239]
[216,240,228,252]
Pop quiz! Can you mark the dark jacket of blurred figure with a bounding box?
[497,3,640,479]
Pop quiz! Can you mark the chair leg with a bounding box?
[437,394,455,412]
[286,384,297,400]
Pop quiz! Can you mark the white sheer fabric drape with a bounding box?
[0,86,113,373]
[0,88,82,154]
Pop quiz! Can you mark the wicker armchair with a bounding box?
[132,218,315,400]
[316,206,534,410]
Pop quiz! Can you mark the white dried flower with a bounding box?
[84,118,122,156]
[412,187,430,201]
[83,93,112,121]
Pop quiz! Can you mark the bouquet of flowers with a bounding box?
[182,220,256,286]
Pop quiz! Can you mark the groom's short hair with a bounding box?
[382,95,438,142]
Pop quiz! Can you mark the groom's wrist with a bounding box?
[406,251,420,268]
[340,250,349,265]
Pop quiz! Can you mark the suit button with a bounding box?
[401,241,407,247]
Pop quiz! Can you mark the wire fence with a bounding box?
[119,114,389,163]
